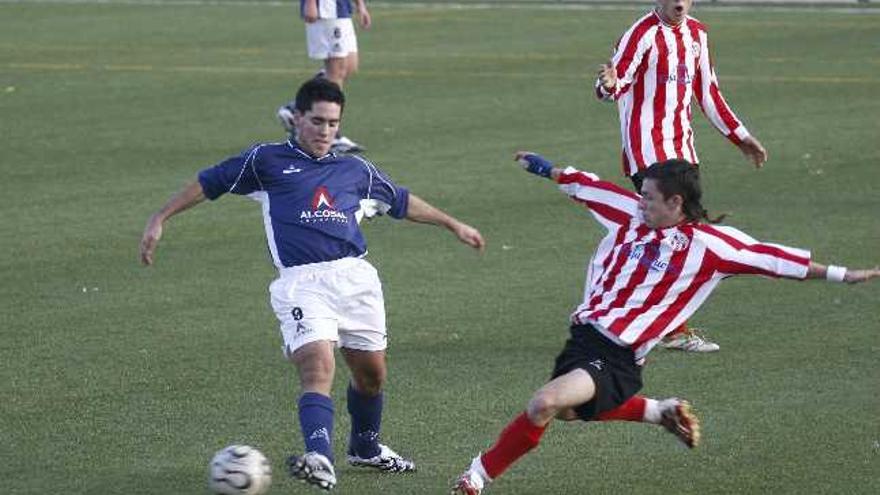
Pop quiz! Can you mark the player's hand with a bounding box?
[140,215,164,266]
[453,222,486,253]
[514,151,555,179]
[737,135,768,168]
[303,0,318,23]
[358,7,372,29]
[844,266,880,284]
[597,62,617,92]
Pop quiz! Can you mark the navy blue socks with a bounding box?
[298,392,335,463]
[347,383,383,458]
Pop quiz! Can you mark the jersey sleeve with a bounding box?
[556,167,641,230]
[354,156,409,220]
[197,145,264,200]
[695,224,811,279]
[692,28,750,145]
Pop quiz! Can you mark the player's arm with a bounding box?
[140,180,206,266]
[405,194,485,252]
[354,0,371,29]
[515,151,639,228]
[141,147,262,266]
[697,225,879,284]
[806,262,880,284]
[693,30,767,168]
[302,0,318,23]
[595,25,650,101]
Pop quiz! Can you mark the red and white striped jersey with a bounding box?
[557,167,810,361]
[595,10,751,176]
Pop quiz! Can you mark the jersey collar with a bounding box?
[287,139,336,162]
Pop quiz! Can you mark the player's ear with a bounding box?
[669,194,684,211]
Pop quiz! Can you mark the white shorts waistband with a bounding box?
[278,257,368,278]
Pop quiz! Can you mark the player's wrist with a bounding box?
[519,154,555,179]
[825,265,847,283]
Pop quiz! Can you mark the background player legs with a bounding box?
[320,53,362,152]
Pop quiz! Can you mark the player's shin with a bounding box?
[298,392,336,462]
[480,412,548,480]
[595,395,650,422]
[347,383,383,457]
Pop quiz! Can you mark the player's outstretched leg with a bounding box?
[288,452,337,491]
[595,395,701,448]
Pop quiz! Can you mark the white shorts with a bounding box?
[305,18,358,60]
[269,257,386,357]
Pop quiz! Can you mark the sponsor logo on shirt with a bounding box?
[624,241,681,274]
[300,186,348,224]
[659,64,692,85]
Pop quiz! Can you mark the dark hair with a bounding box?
[643,159,721,223]
[294,78,345,114]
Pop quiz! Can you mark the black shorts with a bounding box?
[551,324,643,421]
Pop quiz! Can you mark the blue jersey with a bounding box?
[301,0,353,19]
[198,139,409,269]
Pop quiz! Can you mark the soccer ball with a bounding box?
[208,444,272,495]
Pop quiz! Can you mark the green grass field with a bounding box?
[1,1,879,494]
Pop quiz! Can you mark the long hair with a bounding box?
[643,160,723,223]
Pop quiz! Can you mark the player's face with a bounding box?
[639,179,684,229]
[656,0,692,25]
[294,101,342,157]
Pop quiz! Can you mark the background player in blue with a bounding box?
[277,0,372,153]
[140,79,485,490]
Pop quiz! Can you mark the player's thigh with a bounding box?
[530,368,597,414]
[335,260,387,353]
[269,276,339,359]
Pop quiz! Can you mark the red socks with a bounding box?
[667,321,689,337]
[480,412,547,479]
[595,395,647,422]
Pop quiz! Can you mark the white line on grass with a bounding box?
[0,0,877,15]
[4,62,879,85]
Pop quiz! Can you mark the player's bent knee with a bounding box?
[351,369,385,396]
[527,390,561,423]
[554,408,580,422]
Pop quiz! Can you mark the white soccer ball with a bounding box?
[208,444,272,495]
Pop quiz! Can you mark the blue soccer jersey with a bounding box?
[198,139,409,268]
[301,0,354,19]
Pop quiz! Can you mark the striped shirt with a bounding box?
[596,10,751,176]
[557,167,810,362]
[301,0,354,19]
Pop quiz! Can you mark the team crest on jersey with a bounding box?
[300,186,347,224]
[691,41,701,55]
[665,232,690,252]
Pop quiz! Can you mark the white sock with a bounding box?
[642,398,662,424]
[470,455,492,484]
